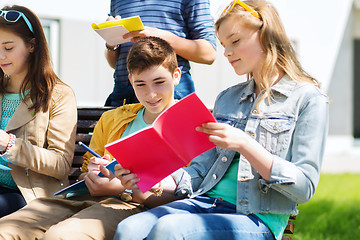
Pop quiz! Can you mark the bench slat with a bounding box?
[76,133,92,145]
[284,220,294,234]
[70,106,115,185]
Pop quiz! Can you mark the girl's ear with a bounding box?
[28,38,35,53]
[173,67,181,86]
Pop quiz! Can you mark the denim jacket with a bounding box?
[173,75,329,215]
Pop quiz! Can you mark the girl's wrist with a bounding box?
[0,133,15,155]
[240,131,254,149]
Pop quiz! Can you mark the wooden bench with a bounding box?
[282,215,295,240]
[69,106,295,239]
[68,106,114,184]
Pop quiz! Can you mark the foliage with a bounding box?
[294,174,360,240]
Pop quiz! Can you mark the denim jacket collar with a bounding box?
[270,75,298,98]
[240,75,298,104]
[238,79,255,104]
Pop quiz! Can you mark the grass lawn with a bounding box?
[293,173,360,240]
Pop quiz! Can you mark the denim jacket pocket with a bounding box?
[259,118,294,155]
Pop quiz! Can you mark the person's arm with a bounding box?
[132,175,185,208]
[84,159,126,196]
[4,85,77,179]
[265,92,329,204]
[114,164,184,208]
[80,111,108,173]
[123,28,216,65]
[104,14,121,69]
[104,44,120,69]
[196,122,273,180]
[197,88,329,204]
[78,110,126,196]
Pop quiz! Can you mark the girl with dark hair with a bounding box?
[0,5,77,217]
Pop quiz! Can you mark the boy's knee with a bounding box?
[43,225,90,240]
[42,218,106,240]
[42,218,83,240]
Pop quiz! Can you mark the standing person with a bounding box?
[0,5,77,217]
[113,1,329,239]
[0,36,184,240]
[104,0,217,106]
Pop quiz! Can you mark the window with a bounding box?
[40,18,60,75]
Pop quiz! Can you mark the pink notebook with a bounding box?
[105,93,216,192]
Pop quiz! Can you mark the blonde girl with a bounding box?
[114,1,329,239]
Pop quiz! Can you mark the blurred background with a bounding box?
[0,0,359,173]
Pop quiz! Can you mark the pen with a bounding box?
[78,141,103,158]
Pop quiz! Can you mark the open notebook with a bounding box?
[105,93,216,192]
[91,16,144,45]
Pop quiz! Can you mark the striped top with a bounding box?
[109,0,216,101]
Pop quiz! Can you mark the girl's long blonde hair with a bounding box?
[215,0,319,104]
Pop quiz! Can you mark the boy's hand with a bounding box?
[84,155,124,196]
[114,163,140,190]
[84,169,123,196]
[86,155,111,174]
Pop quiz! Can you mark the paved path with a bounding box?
[322,151,360,173]
[321,136,360,173]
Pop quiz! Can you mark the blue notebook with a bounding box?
[54,160,117,198]
[0,164,12,170]
[0,155,12,170]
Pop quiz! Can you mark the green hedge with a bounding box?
[294,173,360,240]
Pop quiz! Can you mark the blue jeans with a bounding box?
[113,196,274,240]
[0,186,26,217]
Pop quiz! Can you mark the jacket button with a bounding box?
[221,156,227,162]
[212,174,217,180]
[252,109,258,114]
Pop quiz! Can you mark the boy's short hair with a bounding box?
[127,36,178,76]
